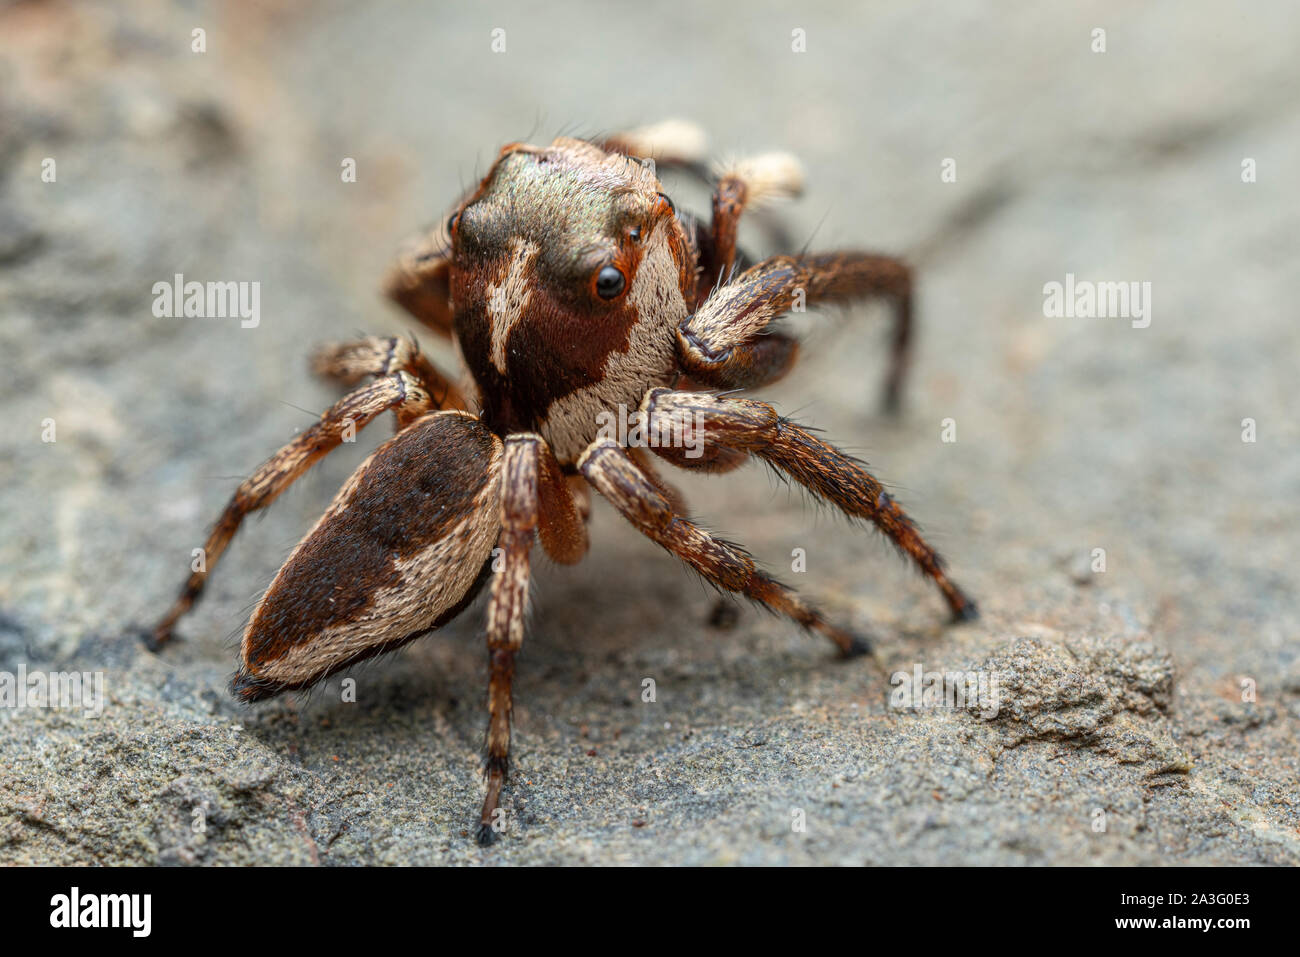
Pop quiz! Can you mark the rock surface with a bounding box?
[1,0,1297,865]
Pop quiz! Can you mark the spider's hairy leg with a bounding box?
[578,437,870,659]
[150,371,433,649]
[678,252,915,412]
[477,434,544,846]
[566,473,592,523]
[627,447,755,631]
[383,227,456,339]
[708,152,805,283]
[231,411,503,701]
[642,388,978,622]
[536,436,588,565]
[310,334,469,412]
[628,446,691,515]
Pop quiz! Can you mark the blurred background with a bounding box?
[1,0,1297,864]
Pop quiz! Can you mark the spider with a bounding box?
[150,120,978,846]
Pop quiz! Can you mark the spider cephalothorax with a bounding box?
[451,138,693,463]
[152,121,977,846]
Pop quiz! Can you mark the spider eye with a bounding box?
[446,210,462,235]
[656,192,675,214]
[595,265,626,300]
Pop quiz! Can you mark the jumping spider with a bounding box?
[152,120,978,846]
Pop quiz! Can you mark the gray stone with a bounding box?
[1,0,1296,865]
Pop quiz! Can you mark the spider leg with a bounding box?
[566,473,592,522]
[708,152,805,284]
[625,448,755,631]
[311,334,469,412]
[150,371,433,648]
[640,388,978,622]
[628,446,690,514]
[477,433,543,845]
[536,437,587,565]
[383,227,456,339]
[679,251,915,412]
[578,437,870,658]
[628,443,746,517]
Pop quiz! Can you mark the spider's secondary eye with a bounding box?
[596,265,626,300]
[656,192,675,214]
[446,210,462,235]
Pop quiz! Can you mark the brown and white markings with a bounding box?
[151,120,978,846]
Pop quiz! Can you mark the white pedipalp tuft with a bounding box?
[713,151,806,208]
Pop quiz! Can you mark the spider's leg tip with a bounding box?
[951,598,980,623]
[707,598,741,630]
[840,634,874,659]
[138,624,172,654]
[475,823,500,847]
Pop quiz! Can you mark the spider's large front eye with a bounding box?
[596,265,626,300]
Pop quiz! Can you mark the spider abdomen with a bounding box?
[231,411,502,701]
